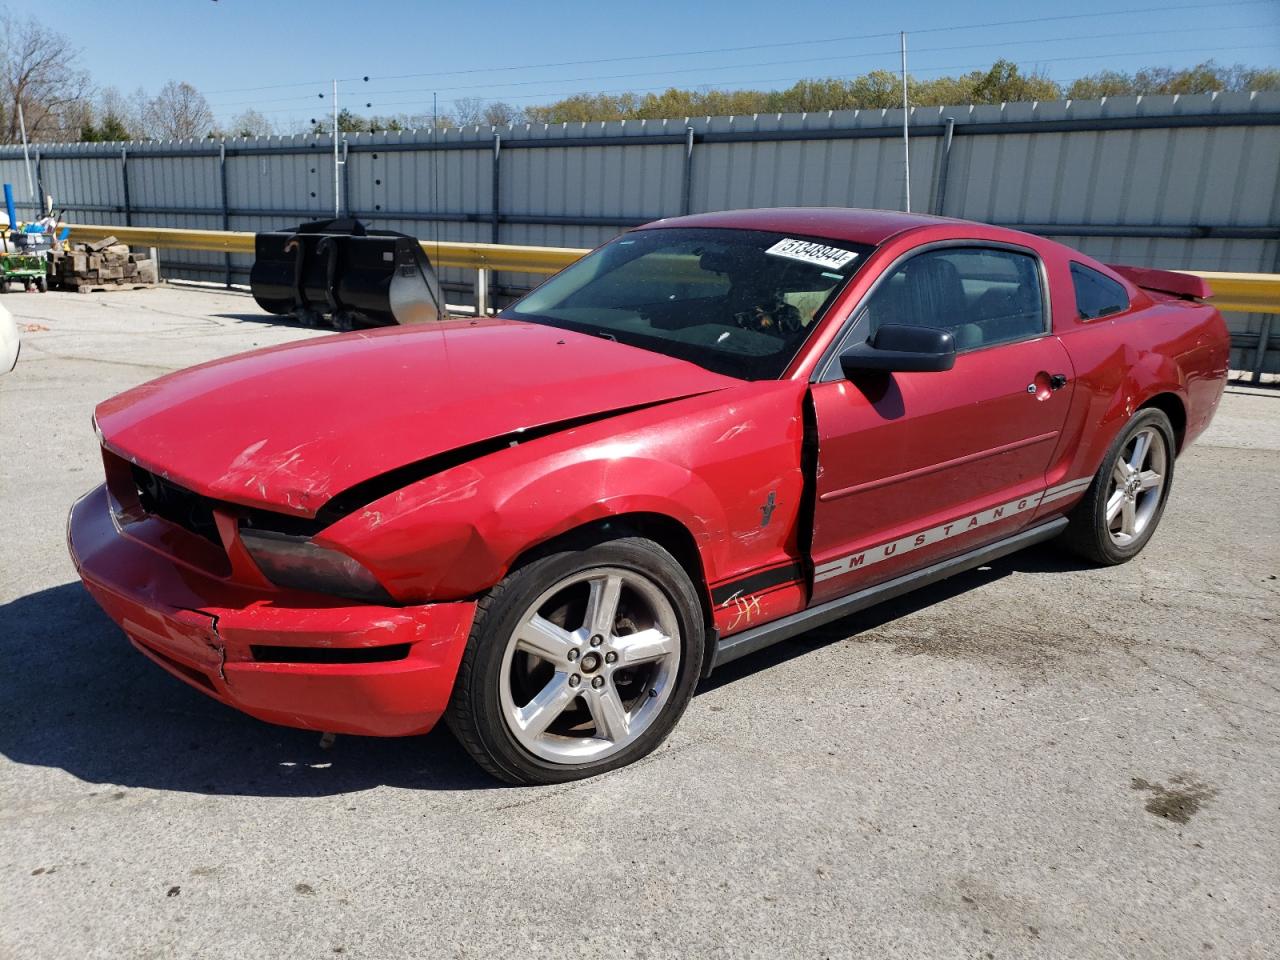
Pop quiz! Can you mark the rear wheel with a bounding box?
[1061,408,1175,565]
[446,536,704,784]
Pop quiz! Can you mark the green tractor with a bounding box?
[0,182,51,293]
[0,237,49,293]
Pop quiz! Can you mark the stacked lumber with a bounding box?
[48,236,158,293]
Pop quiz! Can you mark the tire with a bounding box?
[36,276,46,293]
[446,536,705,785]
[1060,408,1176,565]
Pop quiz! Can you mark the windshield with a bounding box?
[501,227,872,380]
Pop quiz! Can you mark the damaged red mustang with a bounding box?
[69,208,1229,784]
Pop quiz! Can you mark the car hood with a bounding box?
[96,318,738,516]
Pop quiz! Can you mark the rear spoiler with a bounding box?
[1107,264,1213,301]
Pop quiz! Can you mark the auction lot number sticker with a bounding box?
[765,238,859,270]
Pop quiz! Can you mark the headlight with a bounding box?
[240,529,391,603]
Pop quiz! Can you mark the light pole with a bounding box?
[319,76,369,218]
[332,78,339,217]
[900,31,911,213]
[15,94,35,207]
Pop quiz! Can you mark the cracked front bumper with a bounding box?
[68,484,477,737]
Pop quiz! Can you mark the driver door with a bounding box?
[808,244,1074,604]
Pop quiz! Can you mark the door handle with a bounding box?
[1027,373,1070,397]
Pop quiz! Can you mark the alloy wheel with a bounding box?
[498,566,682,764]
[1105,425,1167,547]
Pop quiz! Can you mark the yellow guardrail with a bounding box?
[1186,271,1280,315]
[65,224,1280,311]
[66,224,586,275]
[68,224,254,254]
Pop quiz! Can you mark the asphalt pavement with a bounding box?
[1,286,1276,959]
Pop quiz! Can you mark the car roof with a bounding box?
[637,207,967,246]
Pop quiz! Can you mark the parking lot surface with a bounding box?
[1,286,1277,959]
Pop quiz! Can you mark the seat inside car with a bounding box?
[868,256,985,349]
[968,280,1040,346]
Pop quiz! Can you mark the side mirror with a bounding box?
[839,323,956,376]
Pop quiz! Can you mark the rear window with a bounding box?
[1071,263,1130,320]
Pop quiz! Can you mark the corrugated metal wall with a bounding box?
[1,90,1276,373]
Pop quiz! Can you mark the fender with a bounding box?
[1050,303,1210,492]
[1104,346,1187,446]
[1060,343,1186,488]
[342,453,731,602]
[322,380,808,604]
[491,456,731,573]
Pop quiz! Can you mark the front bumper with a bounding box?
[68,484,477,737]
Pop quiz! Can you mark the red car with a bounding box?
[69,208,1229,784]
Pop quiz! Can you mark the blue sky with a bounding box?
[34,0,1280,129]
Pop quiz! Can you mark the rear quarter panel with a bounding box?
[1042,253,1229,490]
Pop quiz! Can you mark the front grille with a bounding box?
[131,465,223,546]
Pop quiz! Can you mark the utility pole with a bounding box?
[16,98,35,206]
[332,78,340,217]
[432,92,439,232]
[900,31,911,213]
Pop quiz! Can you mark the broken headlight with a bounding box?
[240,529,391,604]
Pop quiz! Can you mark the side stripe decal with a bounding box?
[813,476,1092,585]
[710,562,805,606]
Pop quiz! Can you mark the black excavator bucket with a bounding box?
[249,218,445,330]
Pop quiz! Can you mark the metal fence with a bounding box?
[1,90,1277,374]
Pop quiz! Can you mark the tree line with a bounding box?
[518,61,1280,124]
[2,11,1276,144]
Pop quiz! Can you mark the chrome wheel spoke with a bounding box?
[514,673,576,737]
[515,614,576,664]
[1106,490,1126,525]
[1128,431,1151,471]
[1112,461,1131,487]
[613,627,676,666]
[586,684,630,742]
[1138,469,1161,491]
[584,574,622,638]
[1120,497,1137,537]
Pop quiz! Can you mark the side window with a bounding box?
[1071,262,1130,320]
[861,247,1046,351]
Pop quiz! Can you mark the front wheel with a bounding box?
[1061,408,1175,565]
[446,536,705,784]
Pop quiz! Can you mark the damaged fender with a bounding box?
[317,381,810,605]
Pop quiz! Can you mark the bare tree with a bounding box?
[97,86,147,137]
[483,101,525,126]
[452,96,485,126]
[0,14,92,143]
[142,80,215,140]
[229,108,274,137]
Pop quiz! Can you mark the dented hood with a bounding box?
[95,318,736,515]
